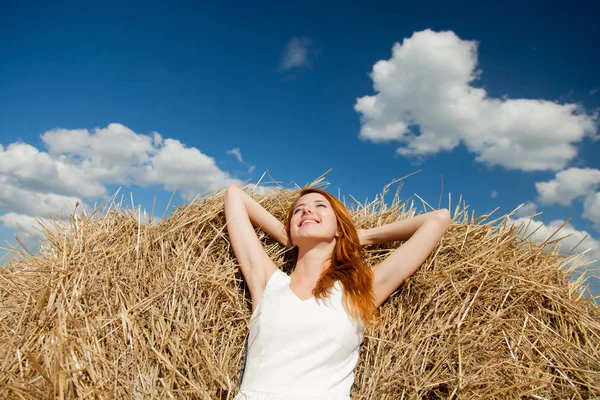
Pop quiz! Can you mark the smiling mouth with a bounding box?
[300,220,319,227]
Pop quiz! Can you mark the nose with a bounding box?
[302,206,314,216]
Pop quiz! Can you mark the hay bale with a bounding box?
[1,187,599,399]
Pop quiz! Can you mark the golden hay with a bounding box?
[1,185,599,399]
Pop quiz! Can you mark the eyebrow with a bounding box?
[294,200,328,210]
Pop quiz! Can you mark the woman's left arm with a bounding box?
[360,209,451,308]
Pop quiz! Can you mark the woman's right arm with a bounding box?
[224,185,288,307]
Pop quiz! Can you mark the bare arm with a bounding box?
[359,210,448,245]
[224,185,289,308]
[226,186,290,246]
[362,209,452,308]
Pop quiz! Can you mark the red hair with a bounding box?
[285,188,375,323]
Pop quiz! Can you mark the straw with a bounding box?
[1,184,598,399]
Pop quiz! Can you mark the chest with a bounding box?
[257,283,363,351]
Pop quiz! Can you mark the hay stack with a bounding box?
[1,186,599,399]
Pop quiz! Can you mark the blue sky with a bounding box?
[1,0,599,297]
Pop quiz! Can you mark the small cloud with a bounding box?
[557,89,576,102]
[590,88,598,96]
[490,190,498,198]
[226,148,244,163]
[278,37,312,72]
[226,147,255,174]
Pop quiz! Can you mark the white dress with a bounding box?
[234,269,364,400]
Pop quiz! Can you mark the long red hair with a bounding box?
[285,188,375,323]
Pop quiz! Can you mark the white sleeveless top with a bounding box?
[235,269,365,400]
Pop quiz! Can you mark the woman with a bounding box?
[225,185,451,400]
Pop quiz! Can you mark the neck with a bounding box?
[294,240,336,283]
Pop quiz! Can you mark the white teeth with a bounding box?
[301,220,317,226]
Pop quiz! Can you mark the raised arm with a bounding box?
[361,209,451,308]
[224,185,289,309]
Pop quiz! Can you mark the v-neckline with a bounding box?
[287,273,315,302]
[288,284,314,302]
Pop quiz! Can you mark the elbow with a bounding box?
[225,184,239,193]
[225,184,240,198]
[434,208,452,227]
[224,185,241,205]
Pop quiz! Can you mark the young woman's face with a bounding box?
[289,192,339,247]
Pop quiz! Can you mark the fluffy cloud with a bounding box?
[509,217,599,270]
[535,168,600,206]
[0,123,239,233]
[0,142,106,198]
[278,37,312,72]
[0,213,54,235]
[514,202,538,218]
[355,29,598,171]
[0,177,83,216]
[140,138,239,197]
[40,123,163,191]
[583,193,600,231]
[42,123,157,166]
[533,168,600,231]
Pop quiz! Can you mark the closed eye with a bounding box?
[293,202,327,213]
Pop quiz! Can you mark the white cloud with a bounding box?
[0,142,106,198]
[535,168,600,206]
[140,138,239,197]
[509,216,599,270]
[514,201,537,218]
[0,123,239,232]
[0,213,54,235]
[226,147,256,174]
[583,192,600,231]
[227,148,244,163]
[39,124,239,196]
[590,89,598,96]
[355,29,598,171]
[490,190,498,198]
[42,123,156,167]
[278,37,312,72]
[0,178,83,216]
